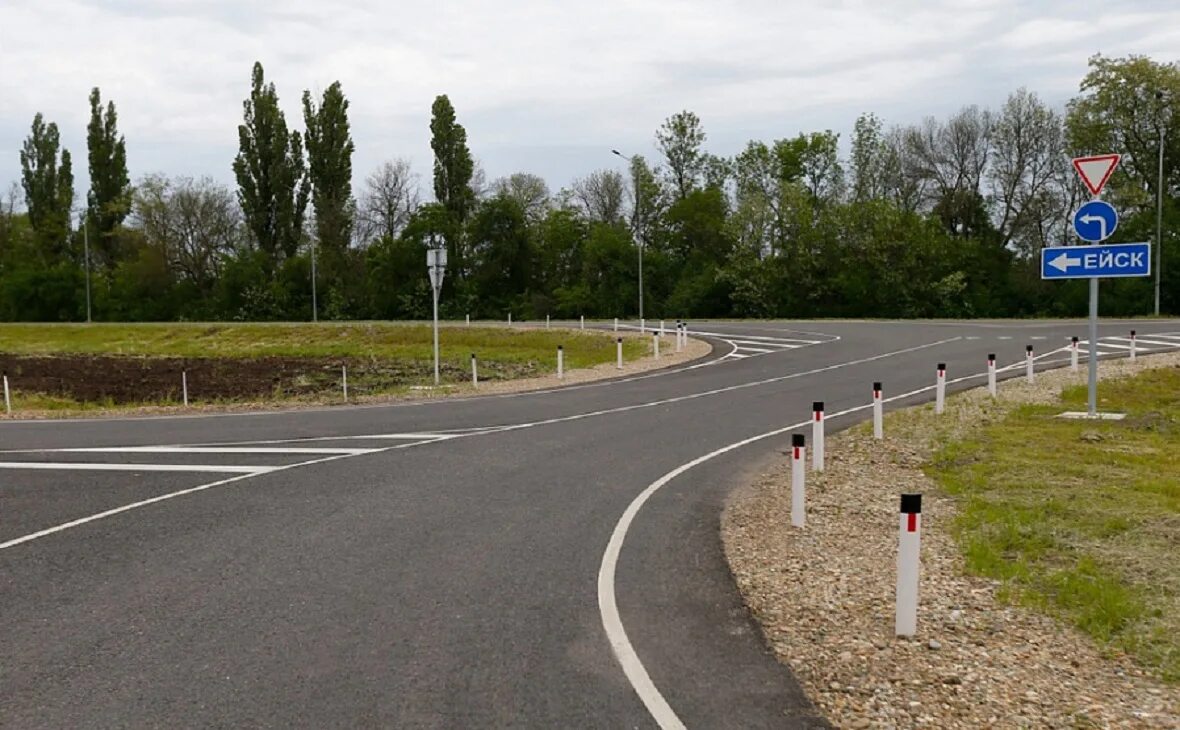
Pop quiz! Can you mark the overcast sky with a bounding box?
[1,0,1178,206]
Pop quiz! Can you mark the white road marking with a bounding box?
[0,462,275,474]
[28,446,378,456]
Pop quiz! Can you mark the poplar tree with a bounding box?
[303,82,355,262]
[430,95,475,278]
[86,87,132,268]
[19,113,74,262]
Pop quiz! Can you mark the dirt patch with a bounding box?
[0,354,534,404]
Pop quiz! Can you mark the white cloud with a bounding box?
[0,0,1177,196]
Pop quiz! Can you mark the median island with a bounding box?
[724,351,1180,728]
[0,322,706,418]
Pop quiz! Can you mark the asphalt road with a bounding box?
[3,319,1179,728]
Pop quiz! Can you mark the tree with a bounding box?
[358,159,420,244]
[233,61,309,265]
[133,175,242,293]
[430,94,475,279]
[491,173,550,222]
[570,169,625,224]
[86,87,132,269]
[303,81,355,260]
[850,113,887,203]
[19,113,74,263]
[656,110,707,200]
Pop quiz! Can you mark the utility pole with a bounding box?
[311,238,318,322]
[1156,90,1167,317]
[82,213,92,323]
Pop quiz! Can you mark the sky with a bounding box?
[1,0,1178,207]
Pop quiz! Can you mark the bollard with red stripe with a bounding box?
[987,353,997,397]
[791,434,806,528]
[895,493,922,637]
[1025,345,1035,384]
[872,382,883,440]
[812,401,825,472]
[1130,329,1137,361]
[935,363,946,414]
[1071,336,1079,372]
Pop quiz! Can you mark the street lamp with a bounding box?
[612,149,644,329]
[73,209,92,323]
[1155,90,1167,316]
[426,233,447,386]
[311,237,318,323]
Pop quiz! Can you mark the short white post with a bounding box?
[471,353,478,386]
[580,315,585,330]
[1071,337,1079,372]
[182,371,189,407]
[811,401,825,472]
[616,338,623,370]
[466,313,470,326]
[613,317,619,333]
[660,320,665,337]
[546,314,550,330]
[682,322,689,346]
[640,318,646,334]
[1130,330,1137,362]
[987,354,997,397]
[3,373,10,415]
[675,323,684,353]
[508,312,512,325]
[872,382,883,440]
[935,363,946,414]
[895,494,923,637]
[791,434,806,528]
[557,345,564,379]
[342,365,349,402]
[1025,345,1035,384]
[653,332,660,359]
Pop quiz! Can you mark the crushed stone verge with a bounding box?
[722,352,1180,729]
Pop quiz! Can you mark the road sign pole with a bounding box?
[432,286,441,386]
[1088,278,1098,417]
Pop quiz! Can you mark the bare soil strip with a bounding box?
[723,354,1180,729]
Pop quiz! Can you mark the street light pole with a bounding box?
[311,238,318,322]
[81,213,92,323]
[612,149,644,323]
[1156,91,1167,316]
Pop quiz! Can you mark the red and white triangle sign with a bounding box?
[1072,154,1121,197]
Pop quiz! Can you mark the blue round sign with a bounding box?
[1072,200,1119,243]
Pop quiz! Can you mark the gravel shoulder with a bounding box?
[1,330,711,420]
[722,352,1180,729]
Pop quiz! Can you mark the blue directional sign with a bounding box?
[1072,200,1119,242]
[1041,242,1151,280]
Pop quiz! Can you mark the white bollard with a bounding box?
[1071,337,1079,372]
[935,363,946,414]
[653,332,660,359]
[557,345,564,379]
[872,382,883,440]
[466,313,470,326]
[580,315,585,330]
[660,320,665,337]
[613,317,618,333]
[546,314,550,330]
[812,401,825,472]
[791,434,806,528]
[640,318,646,334]
[182,371,189,407]
[3,373,10,415]
[895,494,923,637]
[1025,345,1035,384]
[676,322,684,353]
[616,338,623,370]
[508,312,512,325]
[471,354,478,387]
[682,322,689,347]
[1130,330,1137,362]
[342,365,349,402]
[987,354,997,397]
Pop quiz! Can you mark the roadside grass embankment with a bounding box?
[928,366,1180,682]
[0,322,651,413]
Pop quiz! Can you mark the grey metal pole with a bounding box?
[1156,124,1165,317]
[638,239,644,323]
[432,285,441,386]
[83,219,92,323]
[311,239,318,323]
[1088,278,1099,417]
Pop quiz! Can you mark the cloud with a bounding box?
[0,0,1176,196]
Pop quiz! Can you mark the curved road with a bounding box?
[2,319,1178,728]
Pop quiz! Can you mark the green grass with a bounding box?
[0,322,649,369]
[927,367,1180,681]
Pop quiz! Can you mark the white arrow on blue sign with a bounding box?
[1040,242,1151,280]
[1072,200,1119,243]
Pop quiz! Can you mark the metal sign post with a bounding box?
[427,244,448,386]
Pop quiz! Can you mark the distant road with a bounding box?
[3,319,1178,728]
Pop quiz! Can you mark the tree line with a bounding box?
[0,54,1176,322]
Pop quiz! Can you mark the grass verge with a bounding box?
[927,366,1180,682]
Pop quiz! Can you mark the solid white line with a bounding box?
[734,347,776,354]
[0,462,275,474]
[1109,337,1180,348]
[34,446,378,455]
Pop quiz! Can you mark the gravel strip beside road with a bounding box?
[723,353,1180,729]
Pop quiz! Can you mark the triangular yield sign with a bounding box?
[1072,154,1121,196]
